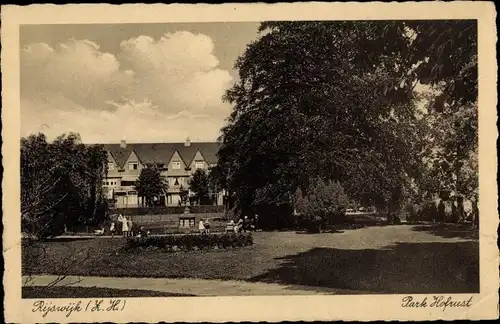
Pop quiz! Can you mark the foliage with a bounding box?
[125,233,253,252]
[134,164,168,207]
[293,179,348,226]
[207,165,224,202]
[179,185,189,206]
[21,133,108,239]
[402,20,477,111]
[416,102,478,201]
[188,169,211,205]
[218,21,420,222]
[216,21,478,227]
[399,21,478,203]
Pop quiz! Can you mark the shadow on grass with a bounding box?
[249,241,479,294]
[411,223,479,240]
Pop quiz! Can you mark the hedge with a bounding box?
[114,205,225,215]
[124,233,253,252]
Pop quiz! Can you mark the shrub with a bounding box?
[125,233,253,252]
[293,179,348,230]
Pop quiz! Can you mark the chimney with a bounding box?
[184,137,191,147]
[120,140,127,148]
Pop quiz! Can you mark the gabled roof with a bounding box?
[99,142,220,169]
[103,144,134,169]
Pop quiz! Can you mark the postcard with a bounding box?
[2,2,498,322]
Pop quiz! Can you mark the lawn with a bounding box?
[23,224,479,294]
[23,286,194,298]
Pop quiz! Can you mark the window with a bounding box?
[174,177,179,186]
[128,162,138,170]
[172,161,181,170]
[194,161,205,169]
[179,217,195,228]
[108,162,115,170]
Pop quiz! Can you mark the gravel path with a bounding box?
[23,275,368,296]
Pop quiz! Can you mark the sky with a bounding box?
[20,22,261,143]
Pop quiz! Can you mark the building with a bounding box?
[100,138,225,208]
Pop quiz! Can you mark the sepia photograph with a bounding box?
[2,2,498,322]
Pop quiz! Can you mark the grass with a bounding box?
[23,286,195,298]
[23,224,479,294]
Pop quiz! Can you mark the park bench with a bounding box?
[225,223,236,233]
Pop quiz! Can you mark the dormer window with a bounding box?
[128,162,138,170]
[194,161,205,169]
[108,162,115,170]
[172,161,181,170]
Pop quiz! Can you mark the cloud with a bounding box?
[21,39,132,112]
[118,32,233,115]
[21,97,225,143]
[20,31,234,142]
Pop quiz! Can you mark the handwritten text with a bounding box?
[32,299,127,318]
[401,295,473,311]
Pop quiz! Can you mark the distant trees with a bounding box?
[134,164,168,207]
[21,133,108,239]
[397,21,479,222]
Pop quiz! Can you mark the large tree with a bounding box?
[218,21,421,225]
[217,20,478,226]
[134,164,168,207]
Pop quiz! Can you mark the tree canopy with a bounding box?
[21,133,109,238]
[217,20,478,225]
[134,164,168,207]
[189,169,211,205]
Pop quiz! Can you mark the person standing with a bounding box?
[128,217,134,237]
[236,218,244,233]
[243,216,250,232]
[118,214,129,237]
[198,219,205,234]
[109,221,116,238]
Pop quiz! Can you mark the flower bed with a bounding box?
[124,233,253,252]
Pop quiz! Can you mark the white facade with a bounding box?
[102,139,225,208]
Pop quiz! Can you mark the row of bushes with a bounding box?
[114,205,225,215]
[124,233,253,252]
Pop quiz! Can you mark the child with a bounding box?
[118,214,129,237]
[198,219,205,234]
[204,219,211,234]
[128,218,134,237]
